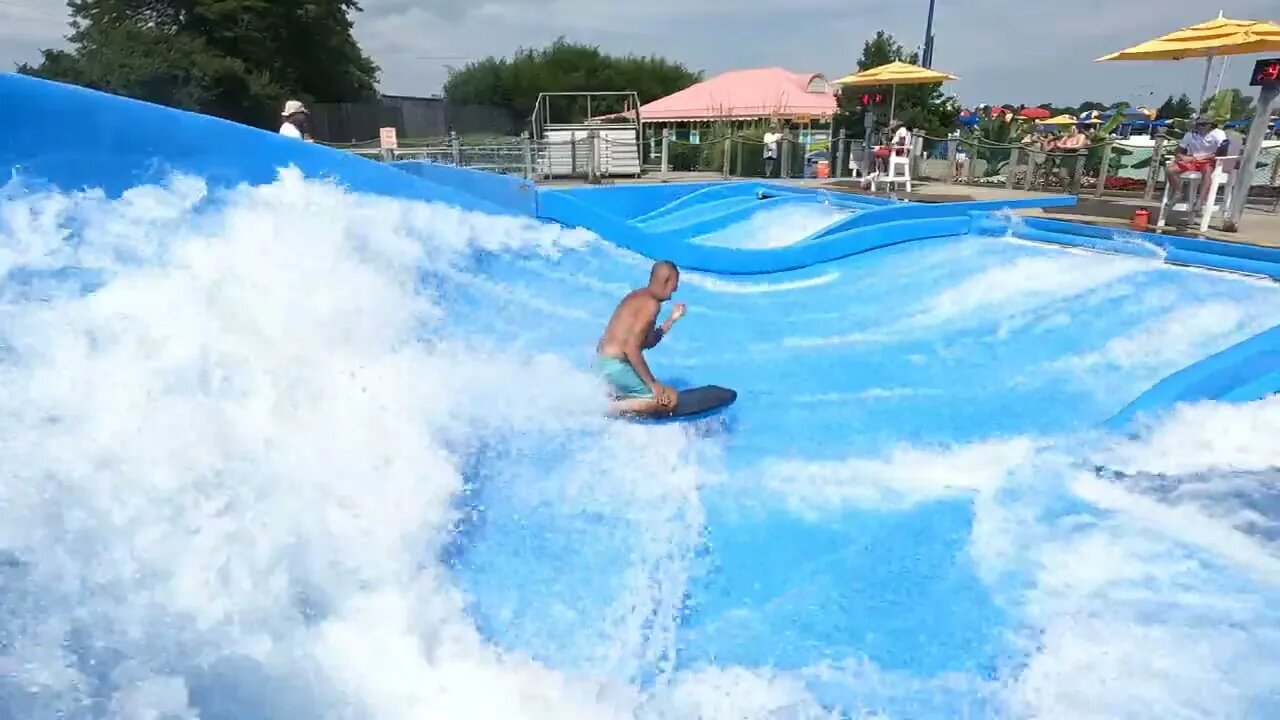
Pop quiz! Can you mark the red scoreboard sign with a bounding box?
[1250,58,1280,87]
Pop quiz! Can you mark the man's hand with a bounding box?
[652,383,677,408]
[669,303,686,323]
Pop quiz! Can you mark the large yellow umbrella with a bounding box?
[833,61,959,122]
[1096,15,1280,109]
[1097,14,1280,230]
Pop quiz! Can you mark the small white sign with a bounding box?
[379,126,399,150]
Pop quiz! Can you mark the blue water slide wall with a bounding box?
[0,73,515,216]
[391,160,538,216]
[538,187,1077,274]
[971,213,1280,280]
[1104,323,1280,429]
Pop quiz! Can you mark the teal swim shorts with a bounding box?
[596,356,653,399]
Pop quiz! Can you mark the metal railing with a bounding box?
[329,128,1280,208]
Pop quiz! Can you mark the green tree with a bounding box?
[833,30,958,140]
[1156,94,1178,119]
[1171,93,1195,119]
[444,38,701,122]
[1198,88,1254,120]
[18,0,379,128]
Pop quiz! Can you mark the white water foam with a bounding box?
[747,394,1280,718]
[0,169,766,719]
[692,204,850,249]
[681,270,839,294]
[909,252,1154,329]
[1054,300,1267,373]
[5,168,1280,719]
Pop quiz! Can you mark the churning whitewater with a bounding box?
[2,169,1279,720]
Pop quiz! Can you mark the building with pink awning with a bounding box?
[623,67,837,124]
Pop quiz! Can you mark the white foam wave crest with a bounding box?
[681,270,839,294]
[761,439,1040,515]
[909,252,1153,328]
[693,203,850,249]
[1055,301,1270,373]
[0,169,752,719]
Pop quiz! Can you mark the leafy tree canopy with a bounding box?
[443,38,702,122]
[18,0,379,128]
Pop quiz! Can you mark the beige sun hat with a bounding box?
[281,99,308,116]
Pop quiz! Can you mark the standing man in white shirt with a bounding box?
[762,125,781,178]
[279,100,313,142]
[1166,116,1228,208]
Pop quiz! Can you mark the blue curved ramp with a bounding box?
[4,73,1280,720]
[1106,323,1280,429]
[537,185,1075,274]
[0,72,514,215]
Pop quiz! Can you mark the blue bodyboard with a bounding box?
[620,385,738,424]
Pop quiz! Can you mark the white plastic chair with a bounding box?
[1157,155,1237,232]
[869,144,913,193]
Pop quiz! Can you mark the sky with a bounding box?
[2,0,1278,108]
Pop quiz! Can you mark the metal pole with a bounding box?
[923,0,937,67]
[521,131,533,179]
[1223,85,1280,232]
[1197,54,1215,114]
[661,128,670,174]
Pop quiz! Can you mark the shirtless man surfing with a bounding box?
[596,260,686,416]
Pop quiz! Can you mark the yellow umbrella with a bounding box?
[1096,15,1280,109]
[832,61,959,121]
[1096,16,1280,61]
[1039,114,1079,125]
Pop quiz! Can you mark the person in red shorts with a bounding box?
[1166,116,1229,209]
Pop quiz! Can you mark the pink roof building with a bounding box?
[628,67,837,123]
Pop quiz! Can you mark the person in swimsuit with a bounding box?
[596,260,686,416]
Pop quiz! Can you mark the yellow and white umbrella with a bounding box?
[832,61,959,122]
[1036,115,1082,129]
[1096,15,1280,109]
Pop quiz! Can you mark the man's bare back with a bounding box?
[596,260,685,416]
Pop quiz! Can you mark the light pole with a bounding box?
[922,0,937,68]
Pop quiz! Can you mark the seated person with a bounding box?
[596,260,686,416]
[1166,116,1229,209]
[872,120,911,172]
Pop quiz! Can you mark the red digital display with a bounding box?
[859,92,885,106]
[1251,58,1280,87]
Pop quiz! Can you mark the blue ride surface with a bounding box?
[4,74,1280,719]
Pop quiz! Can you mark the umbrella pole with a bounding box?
[1197,53,1215,113]
[890,86,897,123]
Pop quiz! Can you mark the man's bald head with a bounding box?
[648,260,680,300]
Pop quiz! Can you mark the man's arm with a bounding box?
[622,299,662,389]
[642,303,685,349]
